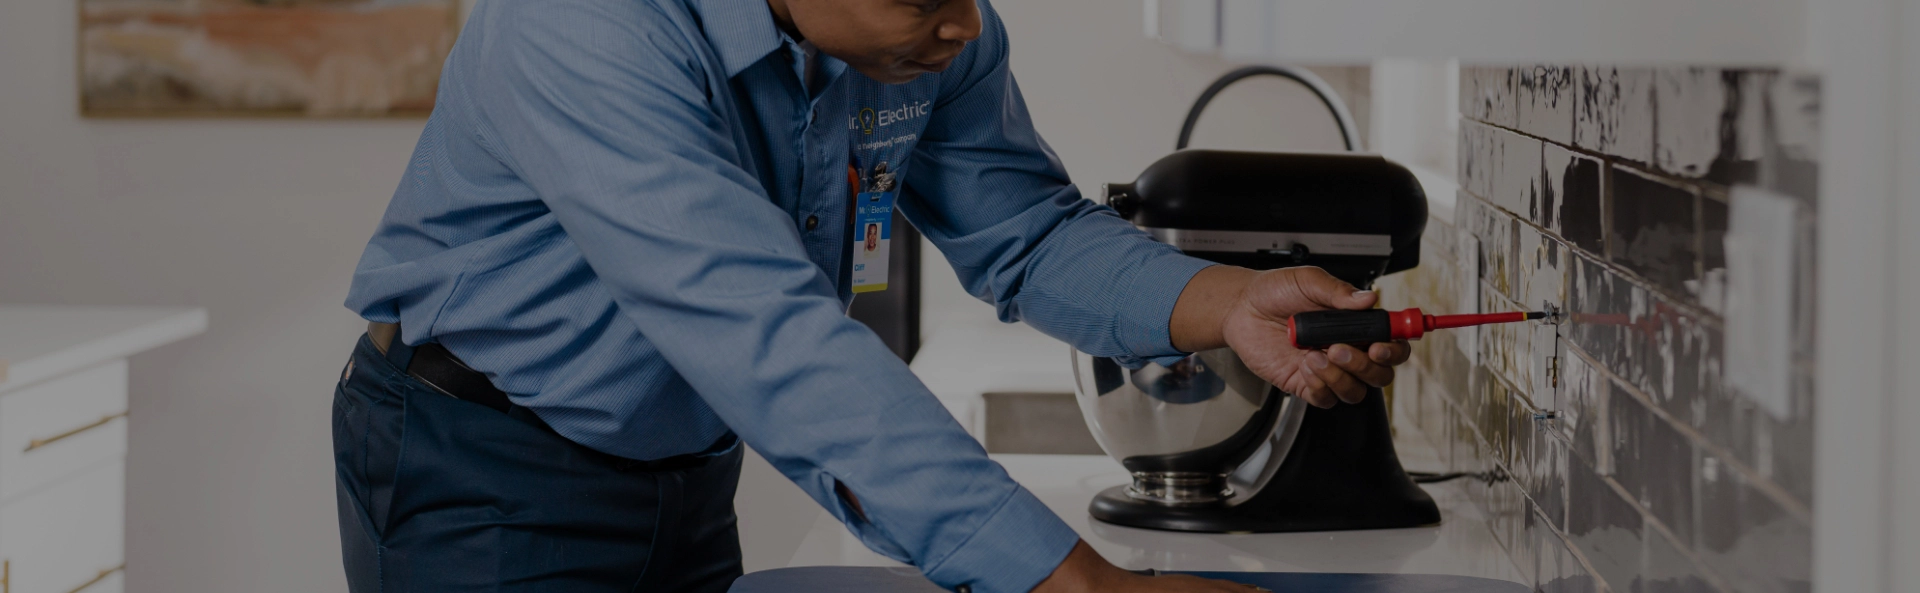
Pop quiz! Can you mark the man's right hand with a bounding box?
[1029,540,1260,593]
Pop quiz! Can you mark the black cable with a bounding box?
[1176,65,1360,152]
[1407,468,1510,484]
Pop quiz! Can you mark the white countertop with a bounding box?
[0,305,209,392]
[908,323,1079,438]
[785,425,1524,583]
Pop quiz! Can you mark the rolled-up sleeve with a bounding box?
[902,6,1214,369]
[461,2,1076,592]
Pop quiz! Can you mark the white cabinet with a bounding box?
[0,461,125,593]
[0,307,206,593]
[1148,0,1813,65]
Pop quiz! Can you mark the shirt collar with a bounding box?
[691,0,787,78]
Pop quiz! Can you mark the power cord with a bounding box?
[1175,65,1363,152]
[1407,468,1510,484]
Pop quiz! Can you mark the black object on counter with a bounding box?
[1102,150,1427,288]
[1085,148,1438,534]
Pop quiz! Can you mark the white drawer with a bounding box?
[0,459,124,593]
[0,362,128,503]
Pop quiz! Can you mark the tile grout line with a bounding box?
[1562,343,1813,523]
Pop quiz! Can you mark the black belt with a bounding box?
[367,322,724,472]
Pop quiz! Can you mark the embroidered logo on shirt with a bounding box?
[850,100,931,134]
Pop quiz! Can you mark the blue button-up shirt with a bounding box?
[346,0,1211,590]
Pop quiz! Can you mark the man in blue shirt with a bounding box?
[335,0,1411,591]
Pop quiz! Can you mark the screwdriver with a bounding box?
[1288,307,1556,350]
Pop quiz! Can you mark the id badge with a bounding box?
[851,189,896,293]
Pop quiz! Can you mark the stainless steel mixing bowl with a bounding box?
[1070,347,1306,506]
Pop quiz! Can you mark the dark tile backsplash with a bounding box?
[1608,167,1698,296]
[1565,455,1644,592]
[1382,65,1817,593]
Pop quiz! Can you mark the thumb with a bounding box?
[1289,267,1374,311]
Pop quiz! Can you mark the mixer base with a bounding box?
[1089,394,1443,533]
[1089,484,1440,533]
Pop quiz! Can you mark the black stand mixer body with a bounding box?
[1081,149,1440,533]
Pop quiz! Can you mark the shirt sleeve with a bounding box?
[902,2,1215,369]
[460,2,1076,592]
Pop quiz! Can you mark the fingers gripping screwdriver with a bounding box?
[1288,308,1554,349]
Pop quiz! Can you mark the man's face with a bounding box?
[780,0,982,84]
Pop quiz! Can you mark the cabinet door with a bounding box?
[0,361,129,503]
[0,460,124,593]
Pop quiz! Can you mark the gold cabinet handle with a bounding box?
[24,412,128,453]
[64,564,122,593]
[4,559,10,593]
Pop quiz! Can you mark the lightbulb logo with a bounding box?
[857,108,876,135]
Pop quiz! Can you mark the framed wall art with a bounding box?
[79,0,460,117]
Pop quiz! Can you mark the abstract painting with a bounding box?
[79,0,460,117]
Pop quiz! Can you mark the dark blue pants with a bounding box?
[333,335,744,592]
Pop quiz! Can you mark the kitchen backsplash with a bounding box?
[1378,66,1819,593]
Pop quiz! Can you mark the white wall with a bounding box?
[0,1,1368,590]
[926,2,1367,335]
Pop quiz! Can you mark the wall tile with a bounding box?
[1456,230,1484,362]
[1539,523,1601,593]
[1475,365,1516,467]
[1567,456,1644,593]
[1536,144,1569,235]
[1464,196,1521,301]
[1518,212,1570,312]
[1697,195,1728,315]
[1606,386,1696,545]
[1460,120,1496,200]
[1531,429,1570,532]
[1694,450,1811,593]
[1489,479,1536,585]
[1715,71,1771,187]
[1642,525,1719,593]
[1764,73,1820,203]
[1559,349,1612,474]
[1547,146,1607,256]
[1575,66,1655,165]
[1609,166,1699,297]
[1452,398,1492,476]
[1508,392,1539,491]
[1459,121,1546,218]
[1498,130,1547,219]
[1517,65,1577,145]
[1567,254,1641,390]
[1652,68,1726,179]
[1479,289,1532,410]
[1462,66,1518,128]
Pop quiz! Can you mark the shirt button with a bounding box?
[805,215,819,231]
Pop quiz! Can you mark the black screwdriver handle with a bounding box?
[1290,310,1392,349]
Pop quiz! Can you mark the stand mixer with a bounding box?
[1070,148,1439,533]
